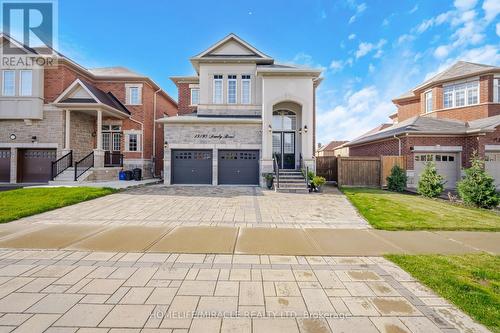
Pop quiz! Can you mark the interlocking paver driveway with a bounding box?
[0,250,490,332]
[16,185,368,228]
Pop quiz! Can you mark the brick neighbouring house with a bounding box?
[0,33,177,184]
[345,61,500,189]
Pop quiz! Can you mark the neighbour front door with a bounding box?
[272,132,295,169]
[102,125,122,166]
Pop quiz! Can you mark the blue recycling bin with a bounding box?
[119,170,126,180]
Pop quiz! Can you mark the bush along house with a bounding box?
[0,34,177,184]
[160,34,322,190]
[346,61,500,189]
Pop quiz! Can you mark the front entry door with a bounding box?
[272,132,295,169]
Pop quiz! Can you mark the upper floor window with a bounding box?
[494,78,500,103]
[227,75,237,104]
[126,84,142,105]
[424,91,432,113]
[272,110,297,131]
[190,88,199,105]
[213,74,223,104]
[443,80,478,109]
[241,75,251,104]
[2,70,15,96]
[20,70,33,96]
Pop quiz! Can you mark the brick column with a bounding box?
[93,109,104,168]
[9,148,16,183]
[63,109,71,155]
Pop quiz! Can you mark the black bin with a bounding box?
[124,170,133,181]
[132,168,142,181]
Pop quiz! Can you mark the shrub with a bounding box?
[417,162,445,198]
[457,154,499,209]
[386,165,407,192]
[312,176,326,188]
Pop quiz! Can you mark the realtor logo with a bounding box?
[1,0,58,67]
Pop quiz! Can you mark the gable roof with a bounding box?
[192,33,272,60]
[394,61,500,101]
[318,140,348,152]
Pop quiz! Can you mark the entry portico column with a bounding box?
[94,109,105,168]
[63,109,71,155]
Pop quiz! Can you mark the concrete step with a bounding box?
[276,188,310,194]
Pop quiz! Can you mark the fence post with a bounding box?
[380,156,384,189]
[337,157,342,188]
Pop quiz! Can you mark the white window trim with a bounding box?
[19,70,33,96]
[494,77,500,103]
[442,80,479,109]
[125,83,143,105]
[241,75,251,104]
[213,75,224,104]
[227,75,237,104]
[424,90,432,113]
[2,70,16,96]
[124,130,142,152]
[190,88,199,106]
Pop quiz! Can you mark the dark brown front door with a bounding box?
[0,149,10,182]
[17,149,57,183]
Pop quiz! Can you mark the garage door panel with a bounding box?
[18,149,56,183]
[414,153,459,189]
[0,149,11,182]
[485,152,500,189]
[218,150,259,185]
[172,150,212,185]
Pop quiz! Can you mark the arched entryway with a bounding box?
[272,101,302,169]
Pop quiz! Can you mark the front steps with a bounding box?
[274,170,309,193]
[49,167,93,185]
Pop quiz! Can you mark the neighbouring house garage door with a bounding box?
[0,149,11,182]
[17,149,57,183]
[414,153,460,189]
[218,150,259,185]
[485,152,500,189]
[171,150,212,184]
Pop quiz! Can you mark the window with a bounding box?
[128,134,138,151]
[19,70,32,96]
[425,91,433,113]
[2,70,15,96]
[190,88,199,105]
[213,74,223,104]
[443,80,479,109]
[241,75,251,104]
[494,78,500,103]
[126,84,142,105]
[227,75,237,104]
[272,110,297,131]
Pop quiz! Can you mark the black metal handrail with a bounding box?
[104,151,124,167]
[51,150,72,180]
[74,151,94,181]
[273,153,280,191]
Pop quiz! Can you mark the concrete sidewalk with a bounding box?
[0,224,497,255]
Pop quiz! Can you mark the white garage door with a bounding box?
[485,152,500,189]
[414,153,460,189]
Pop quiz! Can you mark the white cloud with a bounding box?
[382,18,390,26]
[348,33,356,40]
[409,4,419,14]
[497,23,500,37]
[454,0,478,11]
[348,2,367,24]
[483,0,500,22]
[368,63,375,73]
[288,52,326,71]
[397,34,415,44]
[355,39,386,59]
[329,60,344,72]
[434,45,451,58]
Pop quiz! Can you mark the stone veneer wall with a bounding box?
[69,112,95,161]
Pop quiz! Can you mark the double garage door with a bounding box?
[485,152,500,189]
[0,149,56,183]
[414,153,460,189]
[171,149,259,185]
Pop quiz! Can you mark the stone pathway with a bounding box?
[0,250,490,333]
[15,185,368,229]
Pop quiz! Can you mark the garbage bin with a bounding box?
[119,171,126,180]
[124,170,133,181]
[132,168,142,181]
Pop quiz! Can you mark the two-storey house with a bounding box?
[346,61,500,189]
[0,34,177,184]
[160,34,322,188]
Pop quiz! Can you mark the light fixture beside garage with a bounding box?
[9,134,16,140]
[268,124,272,133]
[304,125,308,133]
[31,136,37,143]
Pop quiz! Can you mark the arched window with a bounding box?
[272,110,296,131]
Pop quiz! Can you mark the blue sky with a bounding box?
[53,0,500,144]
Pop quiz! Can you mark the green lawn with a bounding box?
[342,187,500,231]
[0,187,117,223]
[387,254,500,333]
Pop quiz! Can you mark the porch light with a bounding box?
[304,125,308,133]
[31,136,37,143]
[268,124,272,133]
[298,128,302,135]
[9,134,16,140]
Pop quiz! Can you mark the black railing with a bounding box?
[300,153,310,190]
[74,151,94,181]
[51,150,73,180]
[104,151,123,167]
[273,153,280,190]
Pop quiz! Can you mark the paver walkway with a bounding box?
[0,250,490,333]
[15,185,368,229]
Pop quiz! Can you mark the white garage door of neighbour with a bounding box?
[414,153,460,189]
[485,152,500,189]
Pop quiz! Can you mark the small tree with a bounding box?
[387,165,407,192]
[417,162,445,198]
[457,153,499,209]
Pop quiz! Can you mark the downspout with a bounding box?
[393,134,402,156]
[152,88,161,177]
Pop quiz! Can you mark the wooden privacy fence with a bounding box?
[316,156,338,181]
[334,155,406,188]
